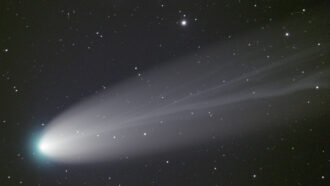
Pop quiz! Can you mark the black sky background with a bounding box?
[0,0,329,185]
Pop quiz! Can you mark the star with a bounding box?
[180,20,187,26]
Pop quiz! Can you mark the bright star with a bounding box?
[181,20,187,26]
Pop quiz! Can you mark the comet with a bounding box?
[37,26,329,164]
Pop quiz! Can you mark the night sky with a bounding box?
[0,0,329,185]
